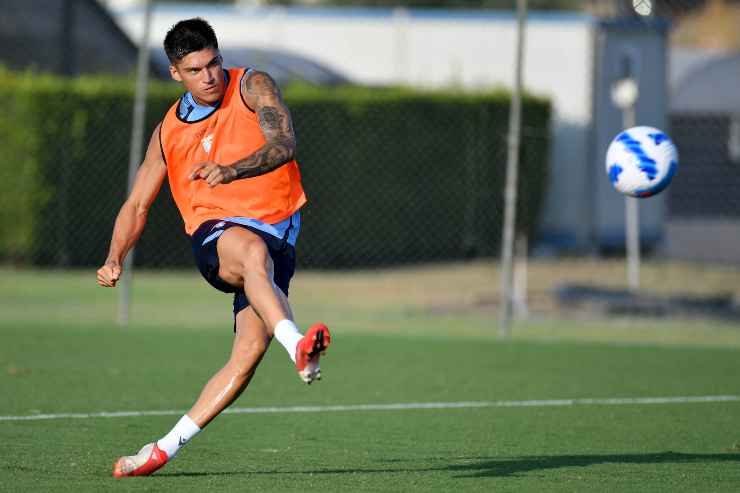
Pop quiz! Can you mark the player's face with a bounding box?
[170,48,225,106]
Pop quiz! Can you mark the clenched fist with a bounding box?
[97,260,121,287]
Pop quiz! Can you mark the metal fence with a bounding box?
[1,0,739,322]
[585,0,740,265]
[0,88,549,269]
[0,1,553,271]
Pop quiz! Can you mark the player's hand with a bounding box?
[97,260,122,287]
[189,161,237,187]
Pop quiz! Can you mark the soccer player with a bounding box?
[96,18,331,477]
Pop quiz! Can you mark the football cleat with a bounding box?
[295,323,331,384]
[112,442,168,477]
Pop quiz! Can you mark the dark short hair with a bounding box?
[164,18,218,63]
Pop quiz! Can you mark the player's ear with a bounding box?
[169,64,182,82]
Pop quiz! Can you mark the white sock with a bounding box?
[156,414,201,459]
[274,319,303,363]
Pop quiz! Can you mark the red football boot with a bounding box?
[295,323,331,384]
[112,442,169,477]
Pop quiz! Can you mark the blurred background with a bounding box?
[1,0,739,341]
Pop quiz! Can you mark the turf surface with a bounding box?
[1,268,740,491]
[2,323,740,492]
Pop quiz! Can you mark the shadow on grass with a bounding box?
[447,452,740,478]
[159,451,740,478]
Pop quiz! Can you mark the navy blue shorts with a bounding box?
[191,219,296,320]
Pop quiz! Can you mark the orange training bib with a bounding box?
[159,67,306,235]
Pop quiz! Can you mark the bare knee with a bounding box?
[242,241,273,278]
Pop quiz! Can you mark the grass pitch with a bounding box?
[1,265,740,491]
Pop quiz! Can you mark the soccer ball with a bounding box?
[605,126,678,198]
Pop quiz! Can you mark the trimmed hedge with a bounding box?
[0,71,178,266]
[0,71,550,268]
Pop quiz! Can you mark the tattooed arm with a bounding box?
[189,70,296,186]
[234,70,296,177]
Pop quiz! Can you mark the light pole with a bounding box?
[610,76,640,291]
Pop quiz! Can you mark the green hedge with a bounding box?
[0,71,550,268]
[0,71,178,267]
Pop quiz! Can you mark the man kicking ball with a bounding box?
[96,18,331,477]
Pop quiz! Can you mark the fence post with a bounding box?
[118,0,153,327]
[499,0,528,338]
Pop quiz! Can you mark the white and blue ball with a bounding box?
[605,126,678,198]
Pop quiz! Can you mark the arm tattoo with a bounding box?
[233,72,296,179]
[231,141,294,179]
[258,106,282,132]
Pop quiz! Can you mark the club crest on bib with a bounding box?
[201,134,214,154]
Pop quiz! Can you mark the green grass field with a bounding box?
[2,265,740,491]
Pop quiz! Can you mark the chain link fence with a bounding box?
[0,0,552,271]
[551,0,740,320]
[1,0,738,322]
[0,82,548,269]
[662,0,740,264]
[602,0,740,265]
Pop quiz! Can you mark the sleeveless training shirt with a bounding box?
[160,67,307,235]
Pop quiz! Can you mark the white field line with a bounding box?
[1,395,739,422]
